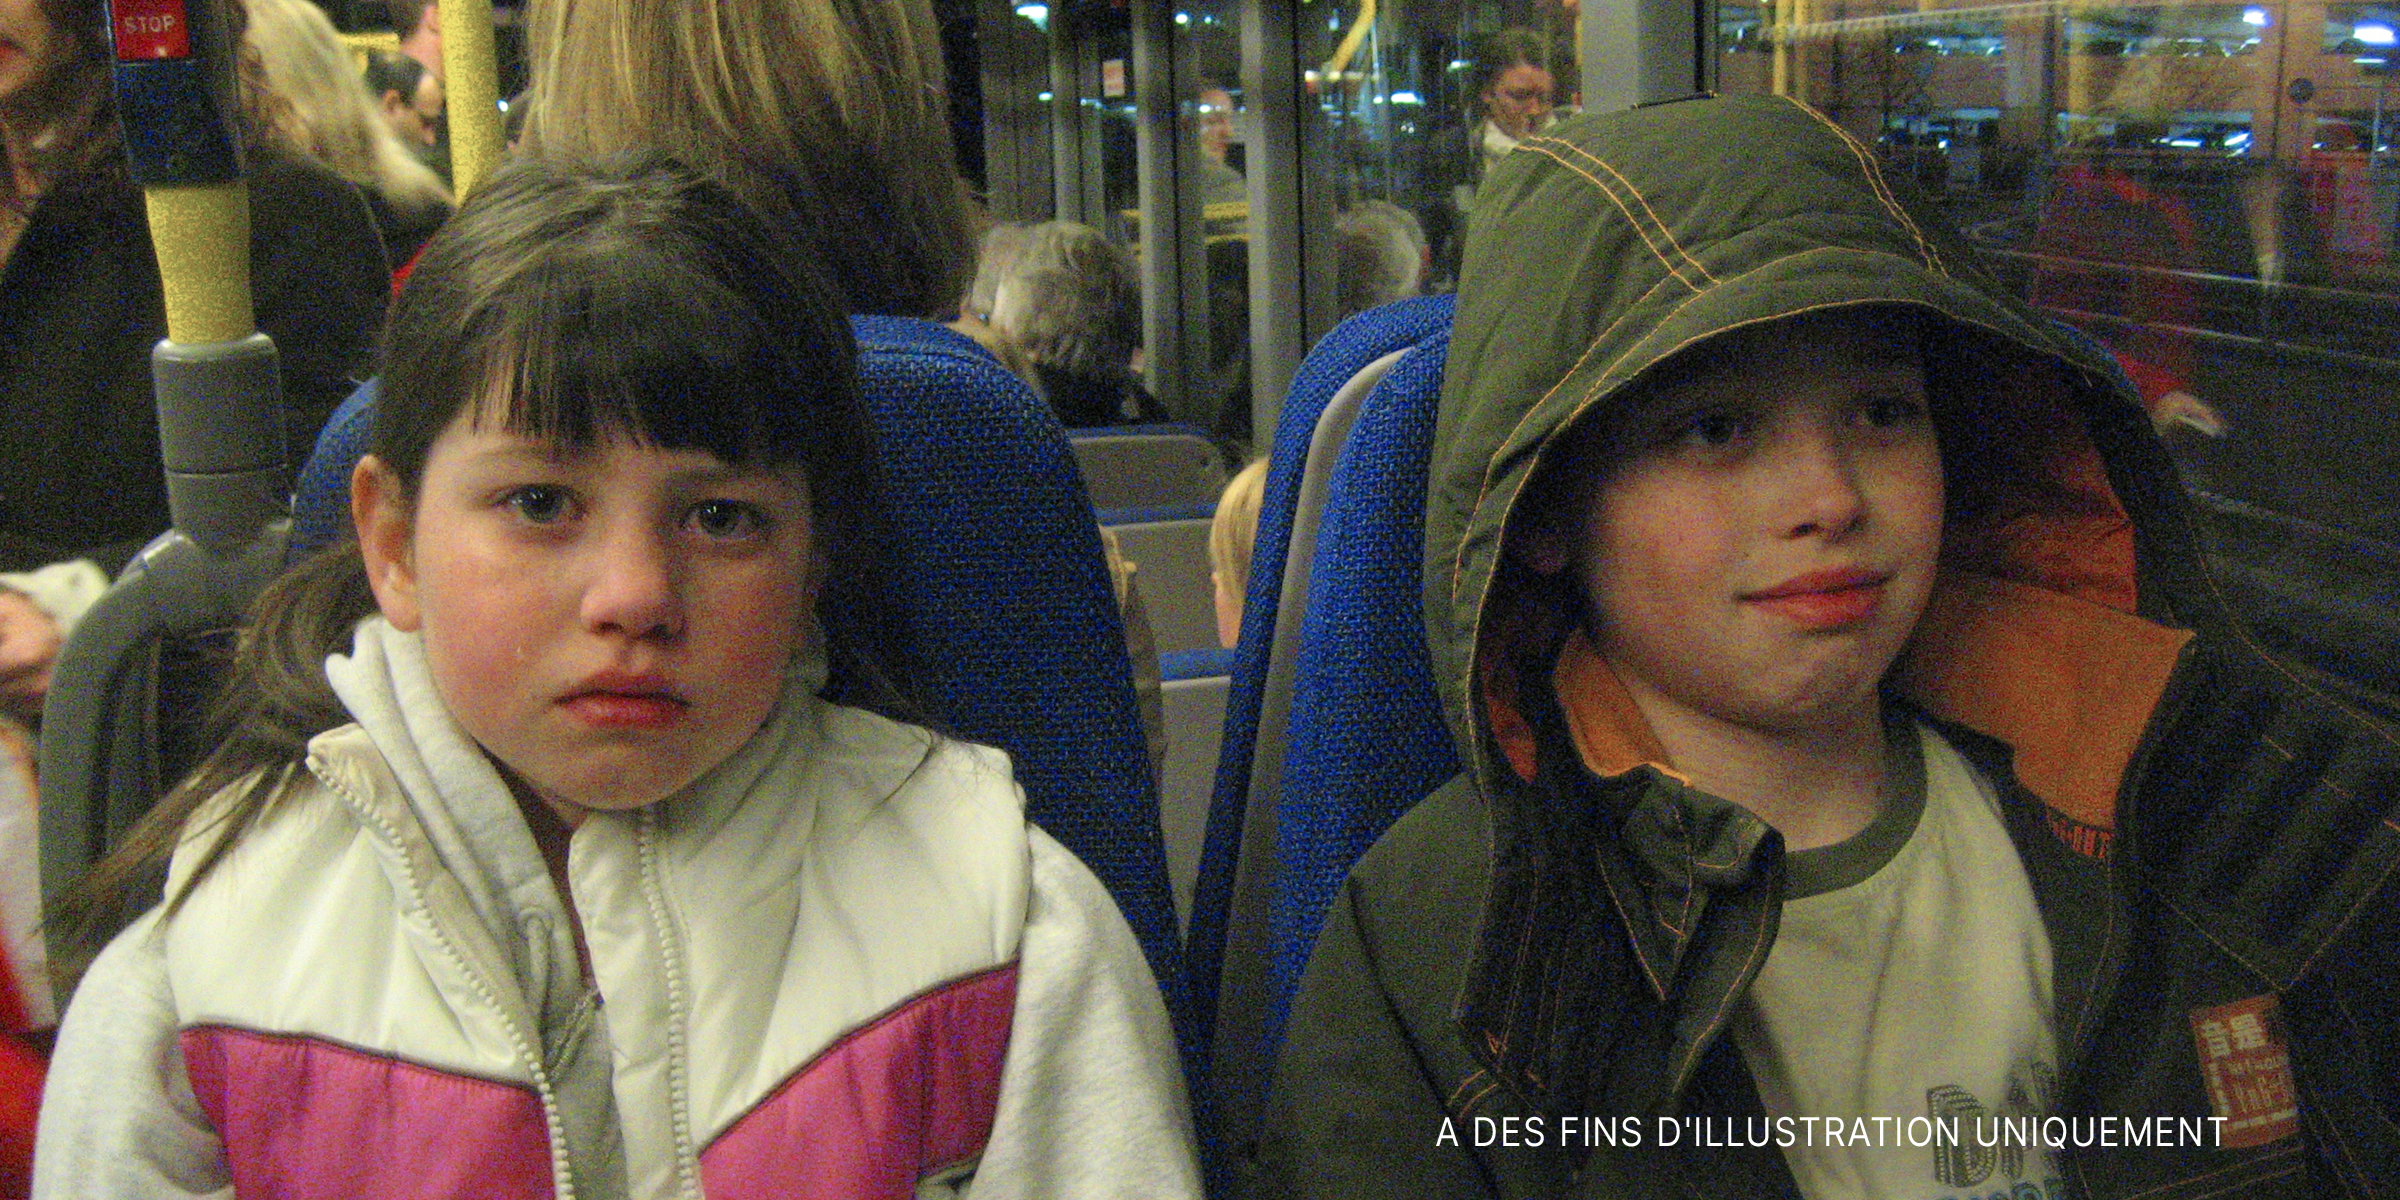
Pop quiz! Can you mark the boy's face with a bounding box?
[1529,315,1943,738]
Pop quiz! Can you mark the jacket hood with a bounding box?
[1427,94,2220,840]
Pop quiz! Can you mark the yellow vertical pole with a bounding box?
[143,184,256,344]
[1773,0,1792,96]
[440,0,505,195]
[2064,0,2091,133]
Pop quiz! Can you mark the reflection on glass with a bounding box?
[1303,4,1580,297]
[1183,4,1249,444]
[1716,0,2400,706]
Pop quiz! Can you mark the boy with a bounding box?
[1248,95,2400,1198]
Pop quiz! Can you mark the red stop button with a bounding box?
[112,0,192,60]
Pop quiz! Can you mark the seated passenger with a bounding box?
[988,221,1165,428]
[1251,95,2400,1197]
[956,220,1039,380]
[36,153,1202,1199]
[1211,457,1269,649]
[1334,199,1428,322]
[524,0,978,319]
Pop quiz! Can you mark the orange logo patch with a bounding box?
[2189,995,2299,1149]
[2046,810,2114,862]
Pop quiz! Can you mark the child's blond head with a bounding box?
[1210,458,1270,648]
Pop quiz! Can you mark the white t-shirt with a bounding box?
[1731,717,2064,1200]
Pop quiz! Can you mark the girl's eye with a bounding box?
[689,500,771,540]
[501,485,575,524]
[1862,394,1928,428]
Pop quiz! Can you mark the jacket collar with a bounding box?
[1457,630,1788,1118]
[318,618,587,1025]
[312,617,834,1021]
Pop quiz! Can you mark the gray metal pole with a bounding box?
[980,0,1055,222]
[1049,19,1087,224]
[1132,0,1209,422]
[42,0,295,968]
[1244,0,1340,448]
[1582,0,1704,112]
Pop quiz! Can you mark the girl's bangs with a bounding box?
[466,241,810,467]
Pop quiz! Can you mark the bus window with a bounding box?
[1714,0,2400,707]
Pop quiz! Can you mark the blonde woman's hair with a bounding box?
[1210,457,1270,595]
[241,0,452,219]
[526,0,979,318]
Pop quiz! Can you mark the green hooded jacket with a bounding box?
[1246,94,2400,1200]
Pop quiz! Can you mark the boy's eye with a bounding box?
[689,499,772,540]
[1862,393,1928,428]
[501,485,575,524]
[1676,411,1747,448]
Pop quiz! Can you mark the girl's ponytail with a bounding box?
[51,542,377,990]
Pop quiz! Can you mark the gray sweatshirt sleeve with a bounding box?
[961,827,1203,1200]
[32,916,232,1199]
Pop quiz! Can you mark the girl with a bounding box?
[34,152,1203,1199]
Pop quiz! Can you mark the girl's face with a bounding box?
[354,404,818,824]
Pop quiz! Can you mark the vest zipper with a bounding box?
[634,806,705,1199]
[312,761,580,1200]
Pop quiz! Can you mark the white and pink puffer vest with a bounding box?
[161,621,1030,1199]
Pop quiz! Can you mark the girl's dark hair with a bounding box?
[59,151,926,966]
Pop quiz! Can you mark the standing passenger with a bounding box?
[1412,27,1562,288]
[383,0,447,182]
[244,0,454,271]
[35,152,1203,1200]
[388,0,439,81]
[362,49,444,157]
[1195,81,1246,208]
[0,0,386,707]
